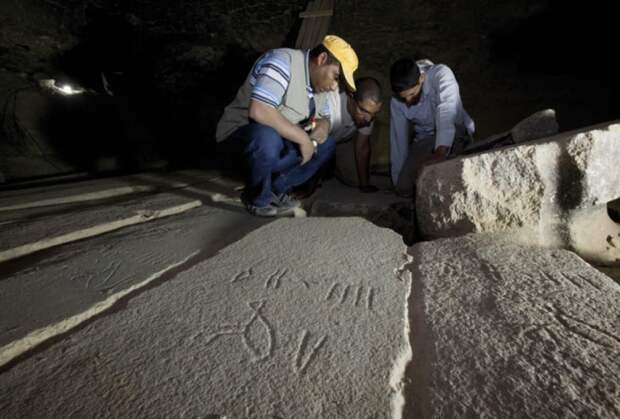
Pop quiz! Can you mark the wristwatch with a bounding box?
[311,139,318,155]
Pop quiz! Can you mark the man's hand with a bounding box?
[299,138,315,165]
[416,145,450,178]
[309,118,330,144]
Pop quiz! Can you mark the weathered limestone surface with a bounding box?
[417,121,620,264]
[0,205,267,367]
[0,170,224,212]
[0,172,249,263]
[0,191,202,263]
[0,219,411,418]
[406,235,620,418]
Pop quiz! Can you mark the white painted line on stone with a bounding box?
[0,250,200,368]
[389,255,414,419]
[0,200,201,263]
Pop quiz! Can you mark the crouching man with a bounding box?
[215,35,359,216]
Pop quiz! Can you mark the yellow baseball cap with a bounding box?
[321,35,358,91]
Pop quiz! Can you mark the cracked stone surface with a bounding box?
[0,218,411,418]
[0,205,267,367]
[416,120,620,264]
[406,235,620,418]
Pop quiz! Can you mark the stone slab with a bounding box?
[0,204,268,367]
[416,120,620,264]
[0,218,411,418]
[0,170,223,212]
[405,235,620,418]
[0,172,251,263]
[0,192,201,263]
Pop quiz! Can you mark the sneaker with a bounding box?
[246,203,280,217]
[271,192,300,210]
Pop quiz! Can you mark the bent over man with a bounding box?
[389,58,475,196]
[322,77,383,192]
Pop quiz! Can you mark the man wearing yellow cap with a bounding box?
[216,35,358,216]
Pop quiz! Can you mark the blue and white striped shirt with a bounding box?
[249,49,329,116]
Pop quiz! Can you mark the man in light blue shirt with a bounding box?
[389,58,475,196]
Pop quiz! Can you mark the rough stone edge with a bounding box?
[389,251,414,419]
[0,251,200,369]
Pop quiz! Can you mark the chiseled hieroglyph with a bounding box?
[0,218,411,419]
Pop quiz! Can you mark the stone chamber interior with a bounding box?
[0,2,619,416]
[1,0,618,181]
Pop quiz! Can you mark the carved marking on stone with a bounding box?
[231,268,254,284]
[84,262,122,291]
[554,308,620,349]
[366,287,375,311]
[294,330,327,375]
[205,300,274,362]
[576,273,602,291]
[325,282,375,310]
[542,304,620,350]
[538,269,561,286]
[325,283,339,300]
[354,286,363,307]
[557,272,582,289]
[339,285,351,304]
[265,268,288,289]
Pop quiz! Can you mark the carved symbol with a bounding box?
[231,267,254,283]
[205,300,274,362]
[325,282,375,310]
[293,330,327,375]
[265,268,288,289]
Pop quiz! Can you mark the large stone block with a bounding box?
[416,121,620,265]
[0,218,412,418]
[406,235,620,418]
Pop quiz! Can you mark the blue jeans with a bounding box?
[229,122,336,207]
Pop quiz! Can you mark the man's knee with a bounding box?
[316,136,336,162]
[246,123,283,162]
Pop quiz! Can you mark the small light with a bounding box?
[60,84,75,95]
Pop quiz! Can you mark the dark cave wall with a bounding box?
[1,0,618,180]
[0,0,307,177]
[331,0,619,138]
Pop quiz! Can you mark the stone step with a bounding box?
[0,218,411,418]
[405,235,620,417]
[0,175,247,263]
[0,170,226,212]
[0,205,269,368]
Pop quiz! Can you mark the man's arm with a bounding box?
[249,99,314,164]
[432,64,461,151]
[354,132,377,192]
[416,65,461,174]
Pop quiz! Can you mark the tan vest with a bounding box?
[216,48,327,142]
